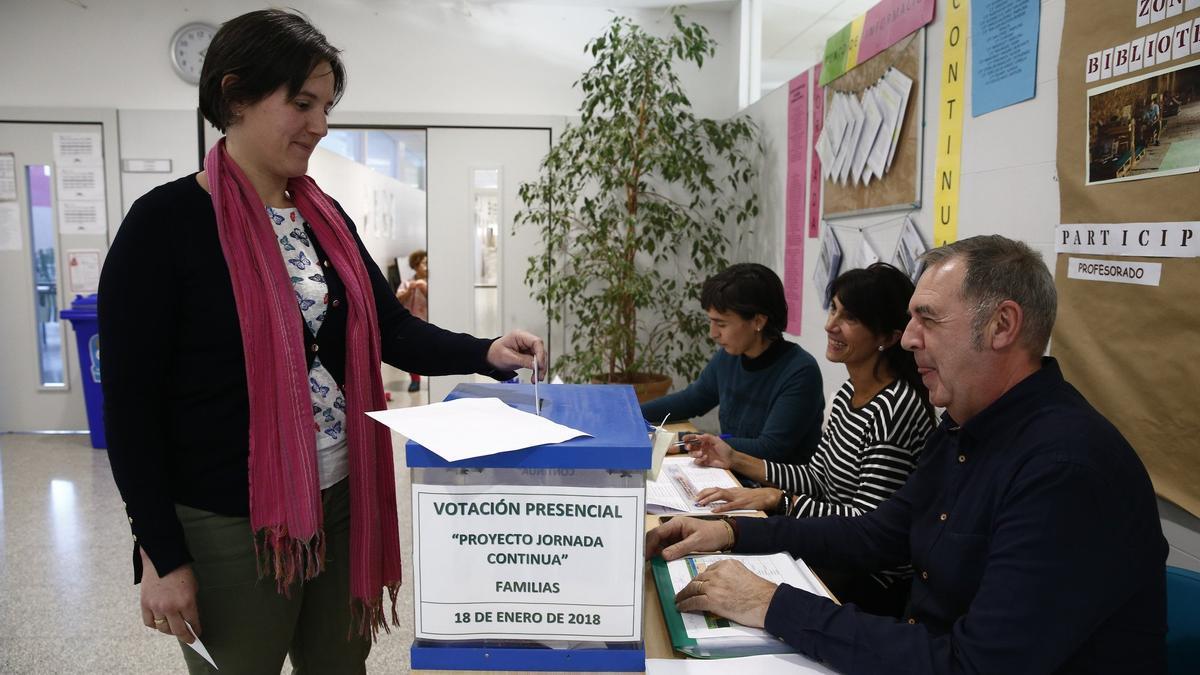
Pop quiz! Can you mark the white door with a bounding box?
[0,121,113,432]
[426,128,551,403]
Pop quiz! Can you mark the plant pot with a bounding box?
[591,372,673,404]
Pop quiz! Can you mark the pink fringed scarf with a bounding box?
[205,139,401,638]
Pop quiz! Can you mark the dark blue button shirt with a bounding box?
[734,358,1166,674]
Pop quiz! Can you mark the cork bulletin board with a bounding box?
[823,29,926,218]
[1054,0,1200,517]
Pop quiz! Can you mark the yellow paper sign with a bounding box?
[933,0,969,246]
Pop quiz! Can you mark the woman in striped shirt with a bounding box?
[686,262,935,616]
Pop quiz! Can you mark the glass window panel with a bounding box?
[319,130,363,162]
[28,164,63,387]
[366,131,399,179]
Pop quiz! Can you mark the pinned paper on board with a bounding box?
[891,216,928,282]
[813,226,843,310]
[816,67,914,190]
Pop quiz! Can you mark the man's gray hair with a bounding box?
[920,235,1057,355]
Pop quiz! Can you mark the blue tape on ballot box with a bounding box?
[410,642,646,671]
[404,383,652,470]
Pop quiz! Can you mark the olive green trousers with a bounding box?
[175,478,370,674]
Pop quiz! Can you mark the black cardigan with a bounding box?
[98,174,511,581]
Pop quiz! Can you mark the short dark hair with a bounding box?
[831,263,932,420]
[408,249,427,271]
[699,263,787,340]
[920,235,1057,356]
[199,9,346,133]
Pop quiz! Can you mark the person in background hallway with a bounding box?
[648,235,1166,674]
[687,263,935,617]
[98,9,545,673]
[641,263,824,465]
[395,249,429,392]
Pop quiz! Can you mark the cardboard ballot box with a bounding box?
[407,383,652,672]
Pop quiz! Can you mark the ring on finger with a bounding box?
[154,617,168,625]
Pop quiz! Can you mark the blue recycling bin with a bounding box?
[60,294,105,449]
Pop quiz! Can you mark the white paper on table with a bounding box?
[184,620,218,670]
[667,552,830,639]
[646,456,754,515]
[646,653,838,675]
[851,91,884,186]
[870,83,902,179]
[366,397,591,462]
[883,68,914,171]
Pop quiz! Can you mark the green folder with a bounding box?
[649,556,794,659]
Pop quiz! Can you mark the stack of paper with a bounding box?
[816,68,913,187]
[651,552,834,659]
[647,457,753,515]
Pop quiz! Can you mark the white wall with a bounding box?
[0,0,739,120]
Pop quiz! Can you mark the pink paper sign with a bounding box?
[785,70,810,335]
[809,64,824,238]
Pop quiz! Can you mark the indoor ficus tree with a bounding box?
[516,10,760,391]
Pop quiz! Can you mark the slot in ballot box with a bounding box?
[407,383,652,672]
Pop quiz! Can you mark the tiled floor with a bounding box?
[0,374,424,674]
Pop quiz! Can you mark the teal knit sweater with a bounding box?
[641,340,824,464]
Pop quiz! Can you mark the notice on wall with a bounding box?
[0,153,16,201]
[56,166,105,201]
[1066,256,1163,285]
[1055,222,1198,257]
[785,71,810,335]
[933,0,969,245]
[0,201,22,251]
[412,483,644,642]
[809,64,825,238]
[972,0,1041,116]
[52,132,102,166]
[820,0,936,85]
[58,199,107,235]
[66,249,102,294]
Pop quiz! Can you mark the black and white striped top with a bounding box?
[765,377,934,587]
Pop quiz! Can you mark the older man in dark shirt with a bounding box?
[647,235,1167,674]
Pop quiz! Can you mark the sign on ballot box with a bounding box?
[406,383,651,672]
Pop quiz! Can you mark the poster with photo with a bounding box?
[1086,58,1200,185]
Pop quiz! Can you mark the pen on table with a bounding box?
[672,433,732,449]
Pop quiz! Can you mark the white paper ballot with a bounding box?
[646,456,755,515]
[646,653,838,675]
[366,397,591,462]
[184,620,218,670]
[838,96,865,186]
[852,91,884,186]
[870,83,902,179]
[883,68,914,171]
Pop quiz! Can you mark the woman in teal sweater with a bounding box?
[641,263,823,464]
